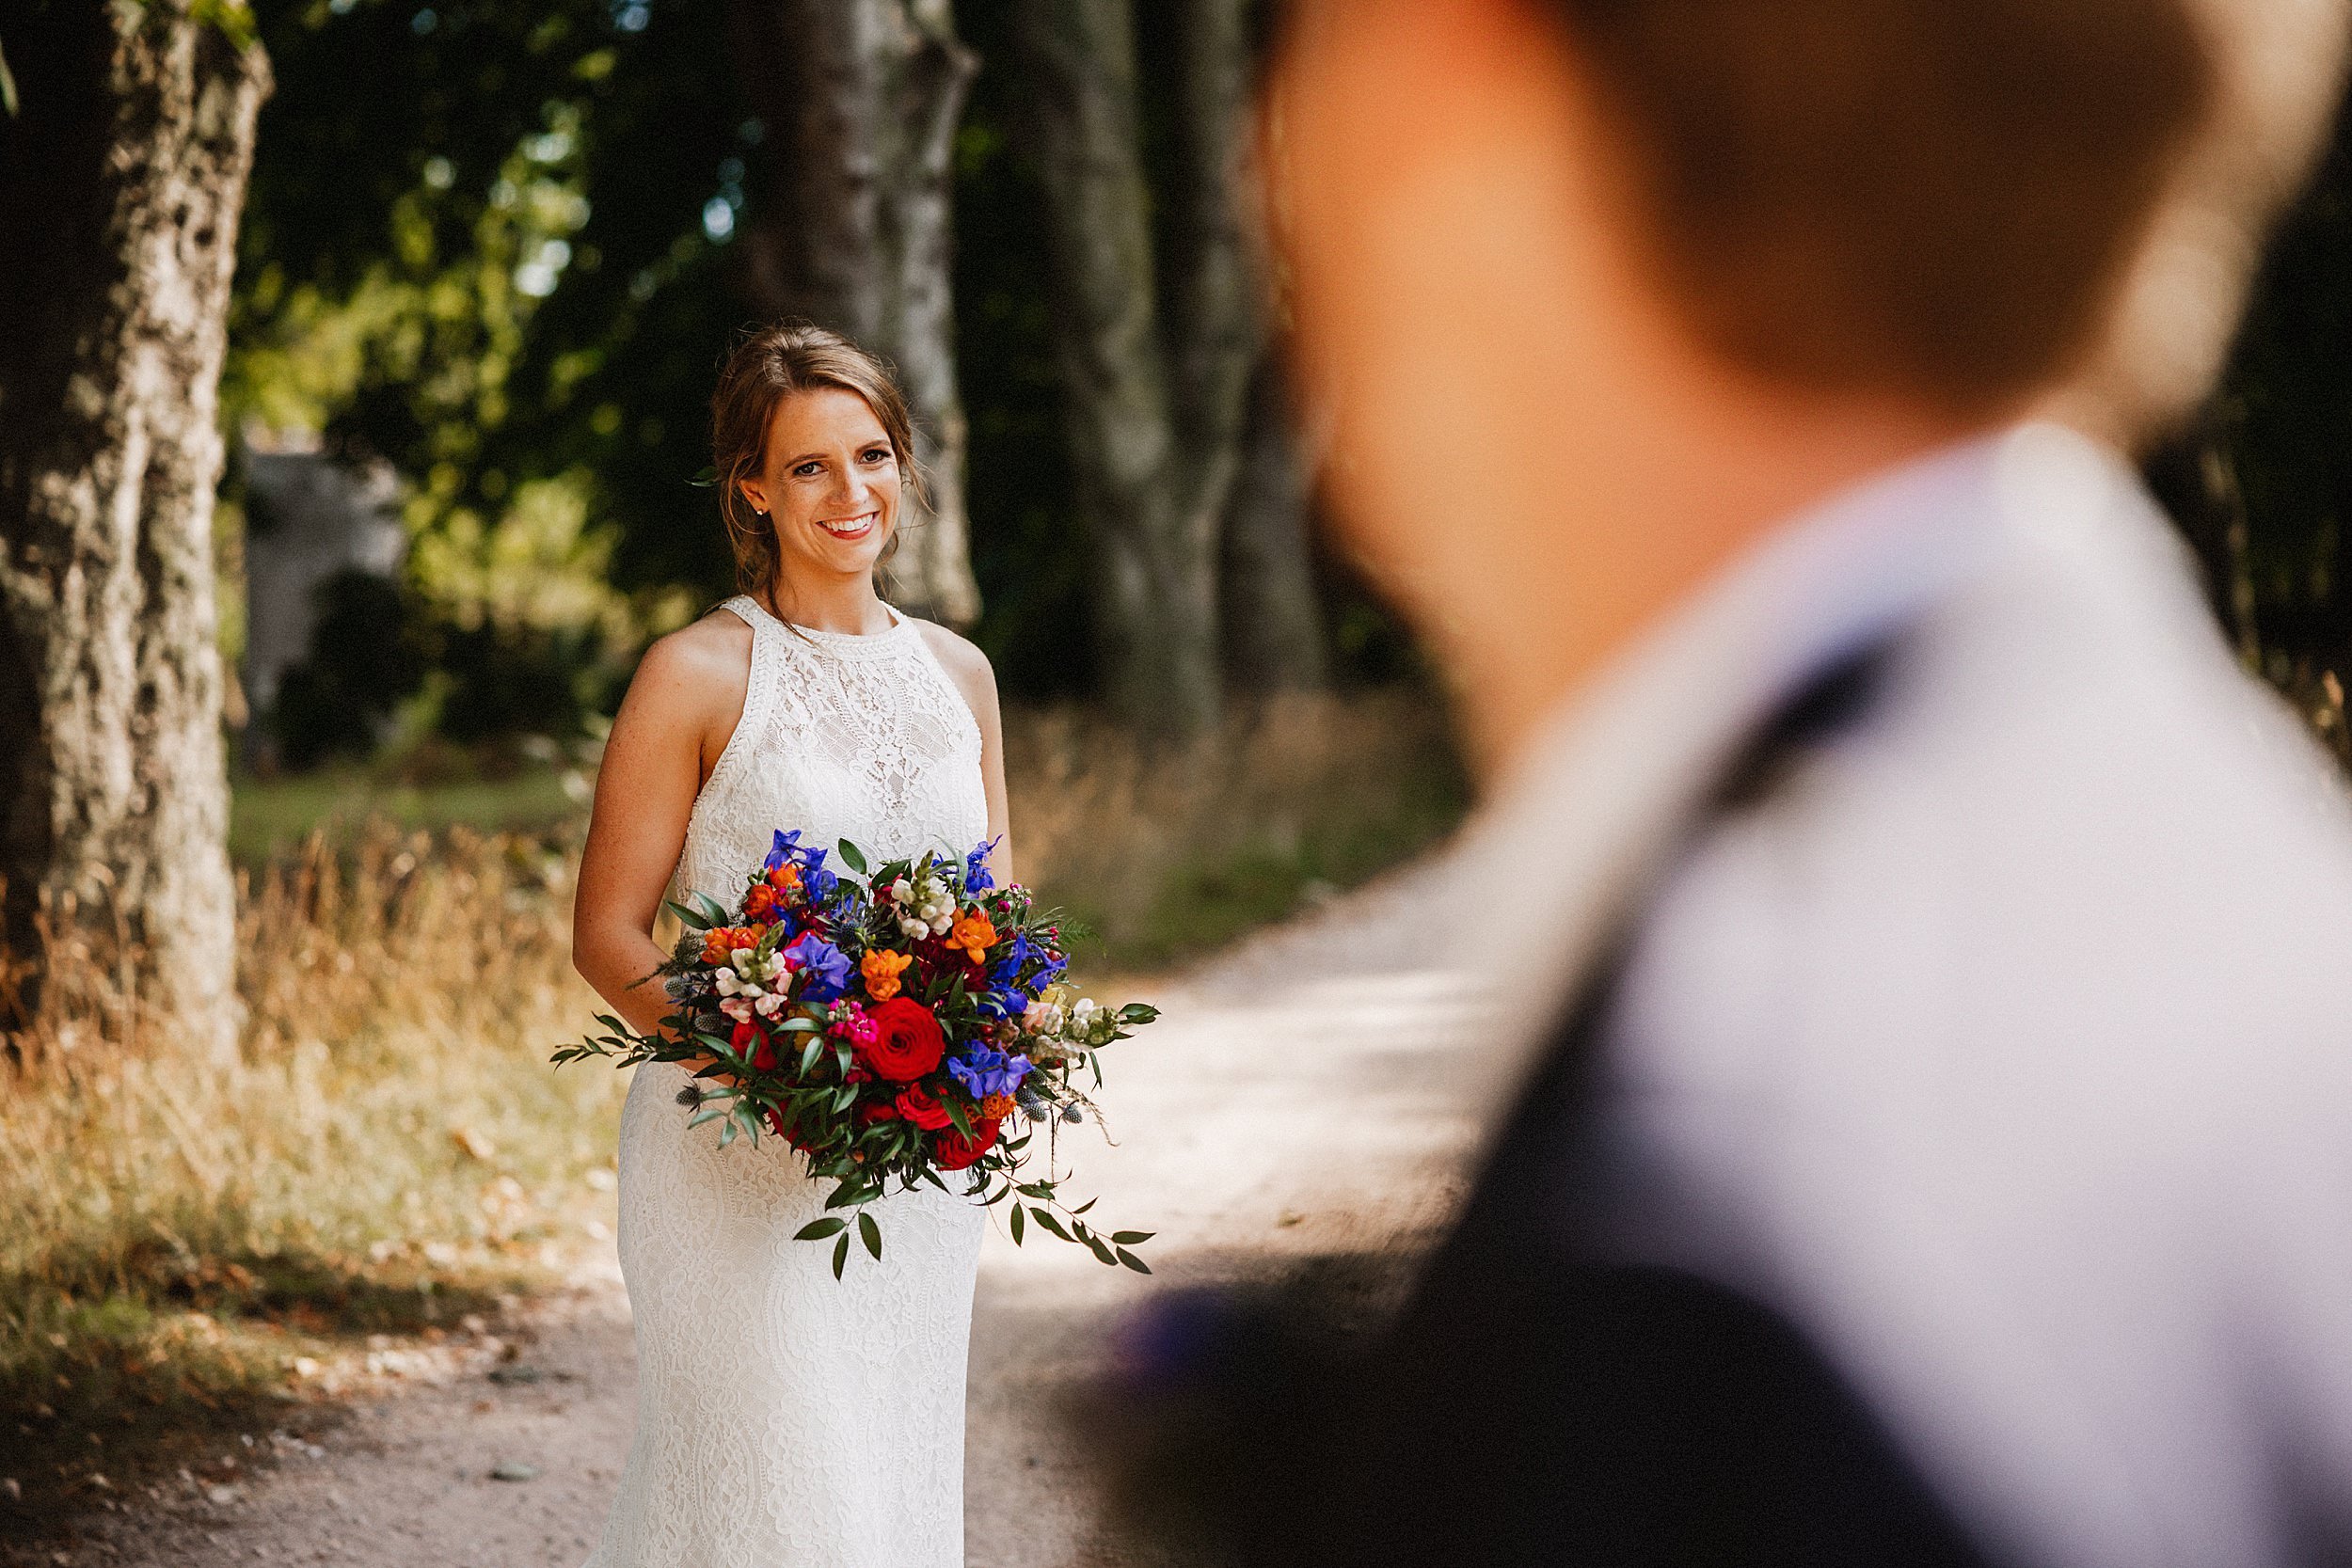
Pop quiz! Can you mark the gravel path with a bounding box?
[45,889,1499,1568]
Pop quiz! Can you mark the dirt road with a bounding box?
[56,897,1498,1567]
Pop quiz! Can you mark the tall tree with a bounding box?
[1011,0,1263,735]
[0,0,269,1057]
[727,0,983,626]
[1221,354,1328,694]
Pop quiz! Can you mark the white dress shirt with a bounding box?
[1438,422,2352,1567]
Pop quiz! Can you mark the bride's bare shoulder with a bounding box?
[622,604,754,722]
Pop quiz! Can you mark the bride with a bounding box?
[569,321,1010,1567]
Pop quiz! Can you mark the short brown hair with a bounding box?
[1552,0,2215,415]
[708,320,925,596]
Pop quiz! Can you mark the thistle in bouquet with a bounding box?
[554,830,1159,1278]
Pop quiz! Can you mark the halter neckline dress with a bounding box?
[583,594,990,1568]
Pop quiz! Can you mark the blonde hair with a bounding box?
[708,320,926,597]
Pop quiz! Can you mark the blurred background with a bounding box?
[2,0,2351,1550]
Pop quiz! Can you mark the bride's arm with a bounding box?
[916,623,1014,886]
[573,619,751,1037]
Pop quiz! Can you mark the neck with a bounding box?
[762,570,894,636]
[1428,391,1976,784]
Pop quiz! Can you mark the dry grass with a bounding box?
[0,689,1463,1541]
[1007,690,1466,968]
[0,826,626,1540]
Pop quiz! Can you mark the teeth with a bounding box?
[821,514,876,535]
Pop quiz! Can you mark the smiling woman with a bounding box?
[565,319,1014,1568]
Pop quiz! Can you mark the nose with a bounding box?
[834,462,872,510]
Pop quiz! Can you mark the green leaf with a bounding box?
[1110,1230,1155,1245]
[779,1016,819,1032]
[688,465,721,488]
[836,839,869,875]
[945,1097,973,1137]
[687,1105,728,1129]
[1009,1204,1025,1245]
[1072,1197,1097,1215]
[1085,1232,1118,1267]
[832,1233,850,1279]
[1028,1207,1073,1243]
[719,1116,739,1148]
[0,40,17,119]
[661,898,713,931]
[1120,1004,1160,1024]
[799,1036,825,1076]
[691,892,732,927]
[794,1216,847,1242]
[832,1085,856,1113]
[1115,1247,1152,1275]
[858,1211,882,1260]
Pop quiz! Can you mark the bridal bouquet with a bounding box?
[554,830,1158,1277]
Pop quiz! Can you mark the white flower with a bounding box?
[884,878,913,905]
[754,990,787,1019]
[719,995,755,1023]
[900,916,930,941]
[930,915,954,938]
[1071,997,1099,1022]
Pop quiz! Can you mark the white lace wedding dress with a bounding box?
[582,594,991,1568]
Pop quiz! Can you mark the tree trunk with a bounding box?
[1222,355,1329,694]
[0,3,269,1059]
[1011,0,1263,736]
[729,0,983,627]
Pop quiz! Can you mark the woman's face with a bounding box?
[739,386,902,591]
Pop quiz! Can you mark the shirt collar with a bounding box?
[1433,420,2122,1115]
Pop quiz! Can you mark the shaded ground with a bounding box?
[18,888,1492,1568]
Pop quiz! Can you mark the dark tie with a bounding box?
[1097,637,1990,1567]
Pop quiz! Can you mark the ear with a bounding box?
[738,474,771,517]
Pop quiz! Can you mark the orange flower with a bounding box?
[742,883,777,919]
[979,1092,1016,1120]
[766,863,803,895]
[701,925,756,964]
[860,947,913,1001]
[946,911,997,964]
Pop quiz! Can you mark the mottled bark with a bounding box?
[1012,0,1263,736]
[729,0,983,627]
[1222,356,1328,694]
[0,3,269,1057]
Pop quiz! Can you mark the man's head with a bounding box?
[1265,0,2226,771]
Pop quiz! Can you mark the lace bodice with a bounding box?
[584,593,991,1568]
[675,594,989,903]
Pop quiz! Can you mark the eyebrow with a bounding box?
[784,440,891,467]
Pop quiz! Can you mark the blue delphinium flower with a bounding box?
[964,837,1000,894]
[948,1045,1033,1100]
[783,931,853,1002]
[766,828,844,903]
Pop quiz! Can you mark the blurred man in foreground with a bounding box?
[1125,2,2352,1564]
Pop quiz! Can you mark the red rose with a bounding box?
[858,997,946,1083]
[894,1083,953,1130]
[933,1116,1003,1171]
[732,1018,777,1072]
[859,1100,898,1124]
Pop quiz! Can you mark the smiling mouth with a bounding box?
[818,511,879,539]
